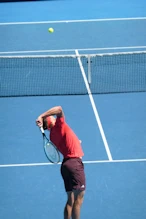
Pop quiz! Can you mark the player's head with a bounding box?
[43,116,56,130]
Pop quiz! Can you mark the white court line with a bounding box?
[1,158,146,168]
[0,46,146,55]
[75,49,113,161]
[0,17,146,25]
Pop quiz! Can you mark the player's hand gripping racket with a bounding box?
[40,127,60,164]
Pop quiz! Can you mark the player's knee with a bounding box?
[67,198,74,207]
[74,190,85,206]
[73,199,83,213]
[66,192,74,207]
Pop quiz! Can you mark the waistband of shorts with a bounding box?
[63,157,82,162]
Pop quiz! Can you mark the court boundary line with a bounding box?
[1,46,146,55]
[75,49,113,161]
[0,17,146,25]
[1,158,146,168]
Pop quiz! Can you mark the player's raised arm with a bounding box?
[36,106,64,127]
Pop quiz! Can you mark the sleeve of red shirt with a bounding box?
[56,116,65,125]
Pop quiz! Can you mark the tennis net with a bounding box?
[0,51,146,97]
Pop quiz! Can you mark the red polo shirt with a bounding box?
[50,117,84,158]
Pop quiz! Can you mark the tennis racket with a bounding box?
[40,127,60,164]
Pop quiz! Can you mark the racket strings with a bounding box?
[46,143,58,159]
[45,142,60,163]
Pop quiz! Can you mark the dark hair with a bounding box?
[43,118,48,130]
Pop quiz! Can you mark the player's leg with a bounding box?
[72,190,85,219]
[64,191,74,219]
[71,158,86,219]
[64,190,85,219]
[61,159,74,219]
[61,158,86,219]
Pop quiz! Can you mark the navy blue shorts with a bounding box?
[61,158,86,192]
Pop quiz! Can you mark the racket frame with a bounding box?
[40,127,60,163]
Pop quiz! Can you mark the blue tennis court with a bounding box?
[0,0,146,219]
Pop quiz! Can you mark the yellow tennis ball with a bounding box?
[48,28,54,33]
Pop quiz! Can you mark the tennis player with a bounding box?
[36,106,86,219]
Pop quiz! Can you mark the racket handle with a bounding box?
[40,127,45,134]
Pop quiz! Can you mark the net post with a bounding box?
[88,55,91,85]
